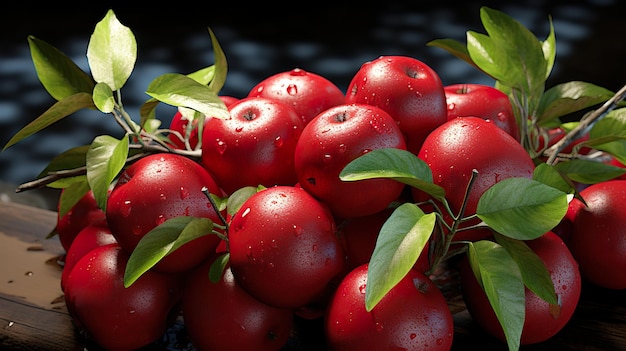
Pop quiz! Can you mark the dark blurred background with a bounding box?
[1,1,625,210]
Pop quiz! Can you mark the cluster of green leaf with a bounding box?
[2,9,230,215]
[340,6,626,351]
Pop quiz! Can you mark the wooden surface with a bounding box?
[0,200,625,350]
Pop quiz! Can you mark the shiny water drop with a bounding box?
[338,143,347,153]
[274,136,283,148]
[216,139,227,155]
[132,225,143,235]
[235,126,244,132]
[358,284,367,294]
[180,187,190,200]
[120,200,132,217]
[286,84,298,96]
[155,214,166,226]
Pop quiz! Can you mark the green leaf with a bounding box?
[468,241,524,351]
[476,178,568,240]
[209,252,230,283]
[86,135,129,210]
[554,159,626,184]
[471,6,547,95]
[365,203,436,311]
[495,234,557,305]
[426,38,475,69]
[541,17,556,81]
[226,186,263,217]
[532,163,574,194]
[92,82,115,113]
[537,81,615,125]
[339,148,445,201]
[124,216,214,287]
[27,36,95,101]
[139,98,160,128]
[57,178,91,218]
[2,93,95,150]
[146,73,229,119]
[187,66,215,85]
[87,9,136,91]
[589,108,626,164]
[37,145,90,178]
[207,28,227,93]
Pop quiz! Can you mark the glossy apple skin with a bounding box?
[459,231,581,345]
[248,67,345,126]
[294,103,407,219]
[64,243,182,351]
[182,254,294,351]
[414,116,536,241]
[324,263,454,351]
[60,223,117,293]
[106,153,224,273]
[345,55,448,154]
[566,180,626,289]
[201,96,305,195]
[444,83,520,141]
[56,189,107,252]
[228,185,346,309]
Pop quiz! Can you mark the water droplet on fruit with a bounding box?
[121,200,132,217]
[155,215,165,226]
[497,112,507,121]
[159,193,167,201]
[180,187,190,200]
[322,154,333,166]
[274,136,283,148]
[410,333,417,340]
[255,86,264,94]
[216,139,227,155]
[436,338,444,345]
[286,84,298,96]
[358,284,367,294]
[375,322,384,332]
[293,225,303,236]
[414,91,423,98]
[235,126,244,132]
[241,207,251,218]
[290,68,306,76]
[447,103,456,111]
[132,225,143,235]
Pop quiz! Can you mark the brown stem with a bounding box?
[544,84,626,165]
[15,145,202,193]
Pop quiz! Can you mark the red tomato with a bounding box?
[566,180,626,289]
[325,263,454,351]
[228,185,346,309]
[182,255,294,351]
[459,231,581,345]
[64,243,182,351]
[345,55,448,154]
[248,67,345,126]
[201,96,305,195]
[294,103,407,219]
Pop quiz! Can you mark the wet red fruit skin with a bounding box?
[60,223,117,293]
[64,243,182,351]
[566,179,626,289]
[228,185,346,309]
[182,255,294,351]
[459,231,581,345]
[56,189,107,252]
[324,263,454,351]
[248,67,345,126]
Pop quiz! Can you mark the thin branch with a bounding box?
[544,84,626,165]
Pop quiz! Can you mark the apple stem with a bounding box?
[201,187,229,230]
[544,83,626,165]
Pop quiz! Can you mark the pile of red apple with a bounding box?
[6,6,626,351]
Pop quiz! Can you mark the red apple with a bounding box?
[345,55,448,154]
[444,83,520,141]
